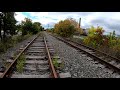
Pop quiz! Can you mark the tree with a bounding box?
[0,12,17,41]
[33,22,42,32]
[21,18,33,35]
[54,19,76,37]
[66,17,84,35]
[4,12,17,34]
[20,18,43,35]
[0,13,4,40]
[66,18,78,28]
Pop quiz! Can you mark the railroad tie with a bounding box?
[25,56,46,60]
[25,60,48,65]
[11,74,50,78]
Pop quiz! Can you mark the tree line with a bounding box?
[0,12,17,41]
[47,17,120,59]
[0,12,44,42]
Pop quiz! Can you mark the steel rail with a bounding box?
[50,33,120,73]
[49,33,120,61]
[66,38,120,62]
[44,37,58,78]
[0,34,40,78]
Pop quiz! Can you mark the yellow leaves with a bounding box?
[83,37,90,45]
[54,18,76,37]
[83,26,105,48]
[88,26,104,35]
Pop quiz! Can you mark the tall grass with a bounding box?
[16,54,26,73]
[0,34,31,54]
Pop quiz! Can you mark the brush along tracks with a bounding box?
[49,33,120,74]
[0,33,58,78]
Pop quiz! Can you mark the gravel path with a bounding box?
[45,32,120,78]
[0,35,37,67]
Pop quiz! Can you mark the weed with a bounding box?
[52,55,64,69]
[16,54,26,73]
[0,34,31,54]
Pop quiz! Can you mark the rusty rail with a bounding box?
[0,34,40,78]
[44,37,58,78]
[66,38,120,62]
[49,33,120,73]
[50,33,120,61]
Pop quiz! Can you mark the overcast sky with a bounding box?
[15,12,120,35]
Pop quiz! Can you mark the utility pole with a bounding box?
[48,24,49,29]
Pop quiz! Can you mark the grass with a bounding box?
[16,54,26,73]
[52,55,64,69]
[0,34,31,54]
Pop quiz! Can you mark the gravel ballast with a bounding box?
[45,32,120,78]
[0,35,37,67]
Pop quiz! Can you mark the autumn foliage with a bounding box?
[54,18,77,37]
[83,26,120,58]
[83,26,105,47]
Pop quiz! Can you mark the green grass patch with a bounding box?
[16,54,26,73]
[52,55,64,69]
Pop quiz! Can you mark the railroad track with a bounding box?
[49,33,120,74]
[0,33,58,78]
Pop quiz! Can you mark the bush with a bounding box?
[83,26,104,48]
[0,34,31,54]
[111,45,120,57]
[54,19,76,37]
[82,26,120,59]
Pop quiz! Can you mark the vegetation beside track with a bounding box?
[0,12,44,55]
[47,17,120,59]
[16,54,26,73]
[52,55,64,70]
[47,18,83,37]
[73,26,120,59]
[0,34,32,54]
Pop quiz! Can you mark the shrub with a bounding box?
[54,19,76,37]
[83,26,104,48]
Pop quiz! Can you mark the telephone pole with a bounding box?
[48,24,49,29]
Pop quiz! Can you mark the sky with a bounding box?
[15,12,120,35]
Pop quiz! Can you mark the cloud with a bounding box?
[90,18,120,34]
[15,12,120,35]
[15,12,26,23]
[42,22,56,29]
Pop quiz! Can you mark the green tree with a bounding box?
[20,18,43,35]
[21,18,33,35]
[1,12,17,41]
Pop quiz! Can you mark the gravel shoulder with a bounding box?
[45,32,120,78]
[0,34,37,67]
